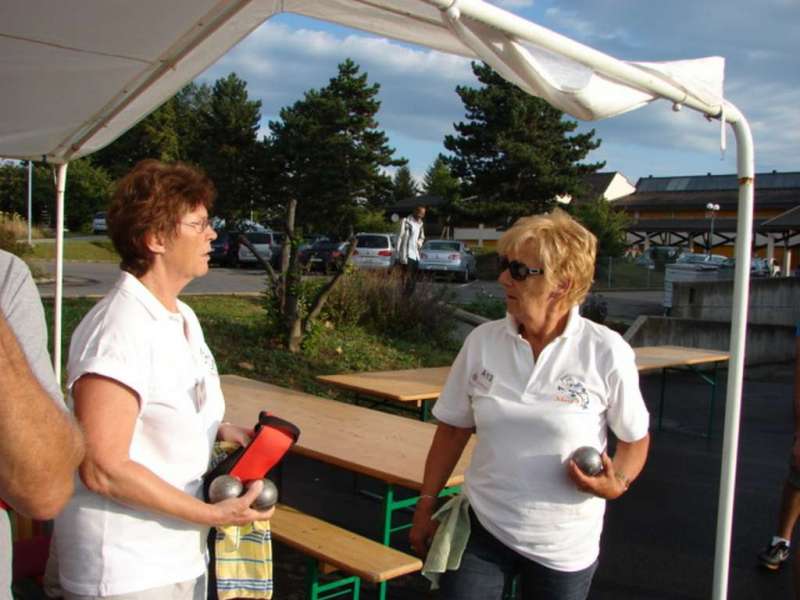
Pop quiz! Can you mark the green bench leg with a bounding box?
[306,557,361,600]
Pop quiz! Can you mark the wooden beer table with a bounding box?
[317,345,731,437]
[221,374,474,542]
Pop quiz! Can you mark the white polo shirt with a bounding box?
[54,272,225,596]
[432,307,649,572]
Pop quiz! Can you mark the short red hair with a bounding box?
[108,160,216,276]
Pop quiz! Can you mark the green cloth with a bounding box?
[421,494,472,590]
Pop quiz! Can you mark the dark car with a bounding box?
[299,240,349,274]
[209,230,239,266]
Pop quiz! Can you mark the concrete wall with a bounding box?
[671,276,800,326]
[624,316,796,365]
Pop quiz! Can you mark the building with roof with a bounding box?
[616,171,800,272]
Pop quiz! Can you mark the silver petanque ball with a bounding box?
[250,478,279,511]
[208,475,244,503]
[571,446,603,476]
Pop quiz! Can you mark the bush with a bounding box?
[263,268,459,349]
[0,212,33,257]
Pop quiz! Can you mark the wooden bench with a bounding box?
[270,503,422,600]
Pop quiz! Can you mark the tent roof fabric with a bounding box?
[0,0,726,162]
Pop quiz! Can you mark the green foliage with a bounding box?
[264,59,404,239]
[90,89,207,179]
[197,74,265,224]
[0,159,112,231]
[353,208,395,233]
[392,166,418,202]
[422,155,460,201]
[262,268,458,349]
[445,62,604,222]
[572,197,631,259]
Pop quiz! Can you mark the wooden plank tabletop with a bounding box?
[633,345,730,373]
[315,345,731,401]
[221,374,474,491]
[316,366,450,403]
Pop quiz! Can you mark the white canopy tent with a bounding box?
[0,1,753,597]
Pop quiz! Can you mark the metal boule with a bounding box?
[250,478,278,511]
[571,446,603,476]
[208,474,243,503]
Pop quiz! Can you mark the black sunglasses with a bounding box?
[499,256,545,281]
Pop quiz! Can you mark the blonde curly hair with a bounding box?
[497,208,596,307]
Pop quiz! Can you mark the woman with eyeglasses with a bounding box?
[51,160,274,600]
[410,209,650,599]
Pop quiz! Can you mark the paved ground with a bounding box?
[265,362,797,599]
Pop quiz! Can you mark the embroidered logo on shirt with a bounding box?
[555,374,590,409]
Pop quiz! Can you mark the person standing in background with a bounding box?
[396,205,426,295]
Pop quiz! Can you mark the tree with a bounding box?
[264,59,403,237]
[261,59,404,352]
[573,197,631,259]
[197,73,265,225]
[445,62,604,222]
[422,155,461,238]
[392,166,418,203]
[0,159,112,231]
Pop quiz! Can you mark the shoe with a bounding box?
[758,540,790,570]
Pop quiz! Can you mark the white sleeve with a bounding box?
[605,343,650,442]
[431,336,476,428]
[67,316,148,408]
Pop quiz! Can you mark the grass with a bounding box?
[30,239,119,262]
[45,295,460,402]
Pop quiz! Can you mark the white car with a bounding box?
[237,232,273,266]
[92,211,107,234]
[352,233,396,270]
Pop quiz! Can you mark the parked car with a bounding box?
[352,233,396,270]
[721,256,774,277]
[237,232,273,266]
[209,230,240,266]
[299,240,349,273]
[671,253,728,271]
[265,230,285,266]
[419,240,476,282]
[92,211,107,234]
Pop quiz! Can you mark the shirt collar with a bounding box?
[503,305,583,340]
[115,271,182,322]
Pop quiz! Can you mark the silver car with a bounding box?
[420,240,476,282]
[237,232,273,266]
[352,233,396,270]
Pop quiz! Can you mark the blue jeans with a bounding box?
[438,509,598,600]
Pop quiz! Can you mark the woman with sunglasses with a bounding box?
[410,209,650,599]
[51,160,274,600]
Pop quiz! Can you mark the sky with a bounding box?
[198,0,800,188]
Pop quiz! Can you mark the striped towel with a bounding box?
[215,520,273,599]
[210,441,273,599]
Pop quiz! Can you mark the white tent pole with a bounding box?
[27,161,33,246]
[712,110,754,600]
[53,162,68,386]
[426,0,723,117]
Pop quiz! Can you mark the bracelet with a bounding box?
[614,472,631,491]
[418,494,439,502]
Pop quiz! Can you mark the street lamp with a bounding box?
[706,202,720,255]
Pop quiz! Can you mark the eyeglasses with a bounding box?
[180,218,212,233]
[499,256,545,281]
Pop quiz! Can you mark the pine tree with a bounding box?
[197,73,265,224]
[392,166,418,203]
[445,62,604,222]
